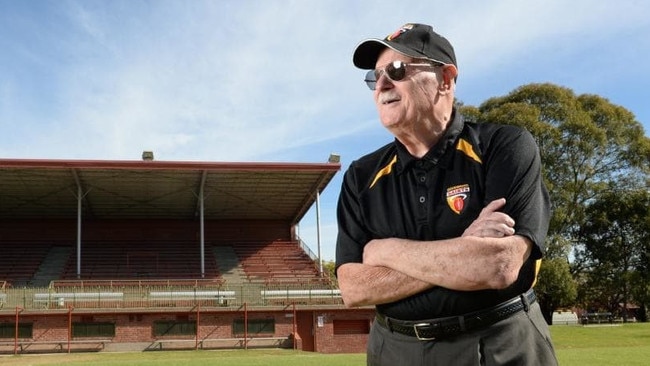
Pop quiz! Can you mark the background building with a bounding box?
[0,157,374,354]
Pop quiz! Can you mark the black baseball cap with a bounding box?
[353,23,457,70]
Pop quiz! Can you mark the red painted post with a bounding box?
[195,303,200,350]
[244,302,248,350]
[14,306,20,355]
[67,306,72,353]
[292,302,297,350]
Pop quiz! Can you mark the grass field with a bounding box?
[1,323,648,366]
[552,323,650,365]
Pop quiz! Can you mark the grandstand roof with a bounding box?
[0,158,340,224]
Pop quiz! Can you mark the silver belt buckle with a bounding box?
[413,323,436,341]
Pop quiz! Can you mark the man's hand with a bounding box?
[363,198,515,268]
[462,198,515,238]
[359,197,527,291]
[341,198,526,305]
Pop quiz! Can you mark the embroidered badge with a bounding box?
[386,23,414,41]
[446,184,470,214]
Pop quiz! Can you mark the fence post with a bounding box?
[195,303,200,350]
[67,305,73,353]
[244,302,248,350]
[14,306,20,355]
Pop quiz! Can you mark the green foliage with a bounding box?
[457,104,480,123]
[535,258,578,323]
[461,82,650,316]
[474,83,649,244]
[578,189,650,317]
[322,260,337,286]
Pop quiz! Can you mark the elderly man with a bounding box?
[335,23,558,365]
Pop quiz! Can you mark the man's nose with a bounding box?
[375,72,394,90]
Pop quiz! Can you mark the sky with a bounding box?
[1,0,649,262]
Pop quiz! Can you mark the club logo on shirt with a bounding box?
[446,184,470,214]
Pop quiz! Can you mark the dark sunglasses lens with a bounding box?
[386,62,406,81]
[364,70,377,90]
[364,61,408,90]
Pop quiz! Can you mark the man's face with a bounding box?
[372,49,441,131]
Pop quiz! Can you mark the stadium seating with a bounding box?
[0,239,326,289]
[59,241,222,281]
[229,240,325,284]
[0,241,53,286]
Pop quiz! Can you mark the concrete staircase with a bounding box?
[30,246,72,287]
[213,246,247,285]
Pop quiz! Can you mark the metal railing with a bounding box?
[0,279,343,311]
[296,236,319,263]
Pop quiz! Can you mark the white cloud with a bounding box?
[20,0,377,161]
[1,1,648,255]
[447,0,649,79]
[2,0,648,161]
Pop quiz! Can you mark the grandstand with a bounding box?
[0,157,374,355]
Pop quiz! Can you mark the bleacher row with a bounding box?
[61,241,220,280]
[233,241,321,283]
[0,242,52,285]
[0,240,327,288]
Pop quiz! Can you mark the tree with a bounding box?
[579,188,650,321]
[469,84,649,249]
[534,257,578,324]
[459,83,650,321]
[322,260,338,286]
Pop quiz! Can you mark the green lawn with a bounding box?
[2,323,648,366]
[0,349,366,366]
[553,323,650,366]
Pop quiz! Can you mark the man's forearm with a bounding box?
[359,197,528,291]
[337,262,434,307]
[365,235,532,291]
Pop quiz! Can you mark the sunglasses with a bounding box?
[364,60,441,90]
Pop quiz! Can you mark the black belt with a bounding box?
[375,289,536,341]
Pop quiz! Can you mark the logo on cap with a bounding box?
[446,184,470,214]
[386,23,414,41]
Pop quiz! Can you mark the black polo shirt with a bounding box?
[335,111,550,320]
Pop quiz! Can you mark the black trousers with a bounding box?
[366,302,558,366]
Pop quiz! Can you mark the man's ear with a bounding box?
[440,64,458,89]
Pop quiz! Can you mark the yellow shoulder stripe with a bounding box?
[457,138,482,164]
[532,259,542,287]
[369,155,398,189]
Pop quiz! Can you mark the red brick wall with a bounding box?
[29,315,70,341]
[313,308,375,354]
[92,310,297,343]
[2,309,297,342]
[1,308,374,354]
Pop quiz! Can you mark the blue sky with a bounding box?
[1,0,649,261]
